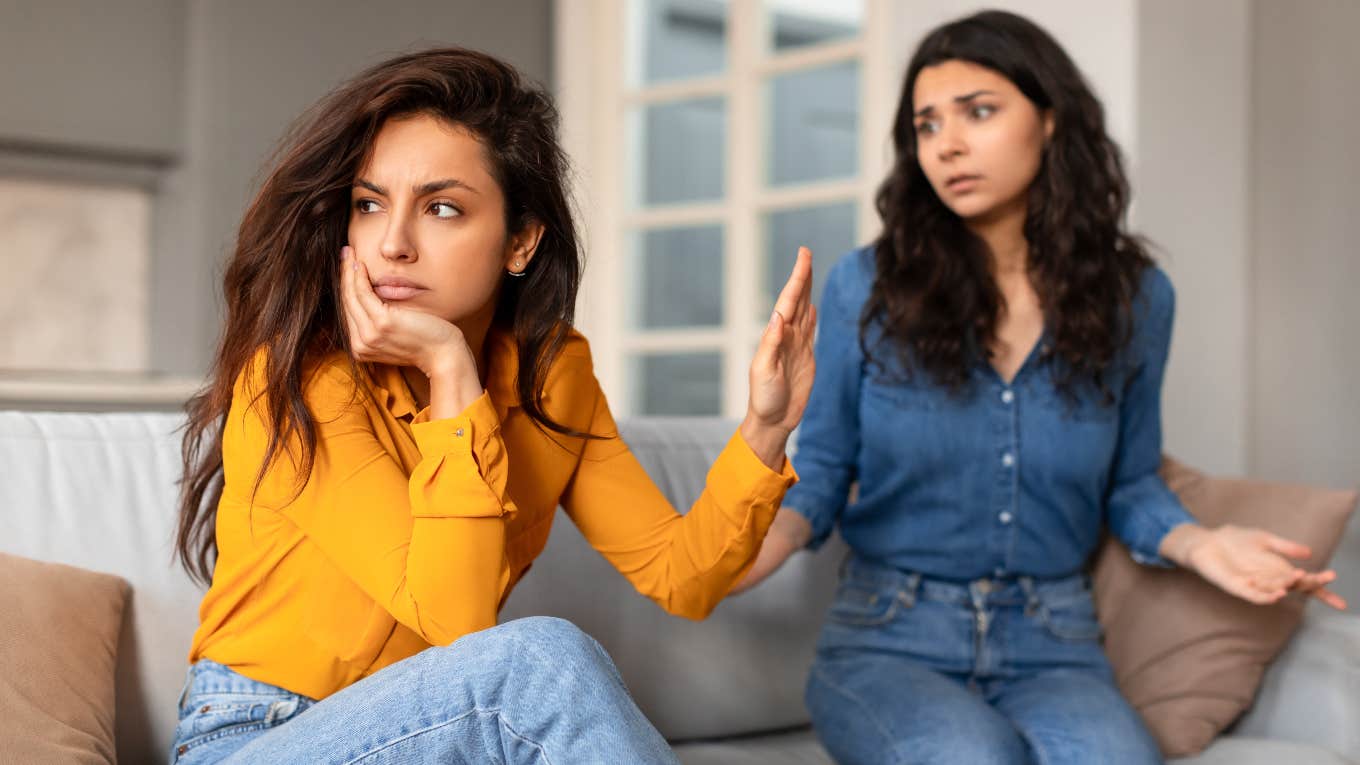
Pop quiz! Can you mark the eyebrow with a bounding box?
[914,90,997,118]
[354,177,480,196]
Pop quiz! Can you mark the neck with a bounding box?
[967,198,1029,278]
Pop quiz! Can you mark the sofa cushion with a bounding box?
[0,552,129,765]
[1093,457,1358,757]
[0,411,204,765]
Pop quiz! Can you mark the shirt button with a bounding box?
[454,428,465,438]
[999,511,1014,524]
[1002,452,1015,468]
[1001,389,1014,404]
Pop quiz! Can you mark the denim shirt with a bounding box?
[785,247,1195,580]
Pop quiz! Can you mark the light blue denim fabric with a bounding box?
[805,556,1163,764]
[170,617,678,764]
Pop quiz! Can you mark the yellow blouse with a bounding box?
[188,329,797,700]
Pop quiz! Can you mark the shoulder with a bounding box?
[229,346,366,428]
[822,245,875,314]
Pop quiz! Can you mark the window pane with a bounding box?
[766,61,859,186]
[0,176,149,373]
[630,0,729,85]
[763,201,855,318]
[633,97,726,206]
[633,352,723,415]
[766,0,862,52]
[630,225,724,329]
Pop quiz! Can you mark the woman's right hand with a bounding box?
[341,246,483,417]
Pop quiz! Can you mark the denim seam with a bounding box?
[809,665,911,765]
[342,706,550,765]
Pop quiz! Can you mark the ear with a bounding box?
[1042,109,1055,143]
[504,219,546,275]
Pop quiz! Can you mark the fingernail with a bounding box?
[767,311,780,333]
[341,245,351,260]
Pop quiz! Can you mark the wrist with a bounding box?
[739,415,789,472]
[1160,522,1211,569]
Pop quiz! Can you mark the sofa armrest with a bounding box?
[1231,603,1360,761]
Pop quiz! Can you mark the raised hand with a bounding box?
[741,246,816,469]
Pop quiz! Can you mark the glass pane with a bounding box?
[766,0,862,52]
[633,97,726,206]
[763,201,856,318]
[630,0,729,85]
[766,61,859,187]
[633,352,723,415]
[630,225,724,329]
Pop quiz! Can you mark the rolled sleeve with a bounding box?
[1105,269,1197,567]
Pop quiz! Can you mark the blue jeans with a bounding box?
[170,617,678,764]
[805,556,1162,765]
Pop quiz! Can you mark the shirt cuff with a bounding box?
[407,391,513,520]
[410,390,501,458]
[705,429,798,521]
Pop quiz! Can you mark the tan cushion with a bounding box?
[1093,458,1359,757]
[0,552,129,765]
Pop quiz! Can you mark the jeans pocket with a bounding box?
[1037,594,1104,642]
[171,694,308,761]
[826,582,904,627]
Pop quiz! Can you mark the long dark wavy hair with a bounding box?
[176,48,584,585]
[867,10,1153,397]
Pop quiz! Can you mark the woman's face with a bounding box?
[911,59,1053,224]
[347,114,540,326]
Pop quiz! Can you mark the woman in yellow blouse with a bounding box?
[170,48,814,764]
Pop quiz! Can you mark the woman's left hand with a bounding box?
[741,247,816,469]
[1167,523,1347,610]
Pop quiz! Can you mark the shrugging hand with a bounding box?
[1163,523,1346,611]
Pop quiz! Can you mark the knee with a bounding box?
[461,617,606,670]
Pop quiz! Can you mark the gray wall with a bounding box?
[1250,0,1360,489]
[1,0,552,377]
[1134,0,1251,477]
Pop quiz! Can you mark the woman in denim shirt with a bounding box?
[734,10,1344,764]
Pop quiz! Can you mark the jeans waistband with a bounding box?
[178,659,310,711]
[839,555,1090,610]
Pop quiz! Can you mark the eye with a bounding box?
[970,104,996,120]
[429,201,461,219]
[354,199,381,214]
[914,119,939,136]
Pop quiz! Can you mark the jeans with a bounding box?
[805,556,1162,765]
[170,617,678,764]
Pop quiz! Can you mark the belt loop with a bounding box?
[900,572,921,607]
[176,662,196,712]
[1019,576,1041,616]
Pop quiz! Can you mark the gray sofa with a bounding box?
[2,410,1357,764]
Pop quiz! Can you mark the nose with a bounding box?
[378,211,416,263]
[935,121,967,163]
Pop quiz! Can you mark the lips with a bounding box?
[946,174,982,191]
[371,276,428,301]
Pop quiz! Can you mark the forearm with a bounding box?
[730,506,812,595]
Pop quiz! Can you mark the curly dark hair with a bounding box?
[176,48,583,585]
[866,10,1153,399]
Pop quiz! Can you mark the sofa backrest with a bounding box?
[0,411,843,762]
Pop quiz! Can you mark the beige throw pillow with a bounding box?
[0,552,129,765]
[1092,458,1358,757]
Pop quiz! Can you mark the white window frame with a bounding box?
[555,0,901,417]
